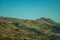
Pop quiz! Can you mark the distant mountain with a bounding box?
[0,17,60,40]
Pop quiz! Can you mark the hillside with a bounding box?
[0,17,60,40]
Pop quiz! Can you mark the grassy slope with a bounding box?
[0,17,60,40]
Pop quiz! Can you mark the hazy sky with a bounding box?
[0,0,60,22]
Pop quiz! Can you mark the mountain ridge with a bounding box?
[0,16,60,40]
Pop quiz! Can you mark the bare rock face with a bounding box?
[0,17,60,40]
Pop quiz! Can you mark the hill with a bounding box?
[0,17,60,40]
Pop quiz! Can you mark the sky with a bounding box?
[0,0,60,22]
